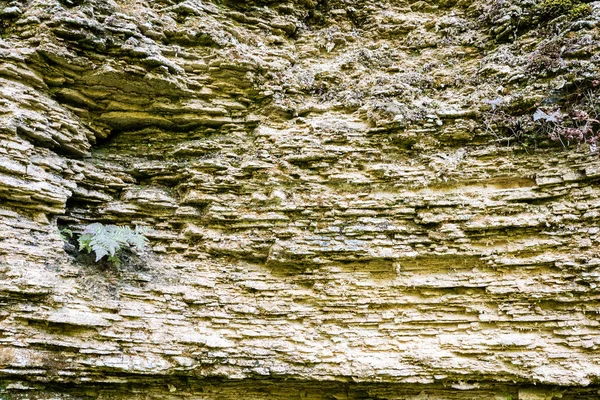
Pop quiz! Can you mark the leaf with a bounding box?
[128,229,149,251]
[533,108,560,122]
[78,233,93,253]
[533,109,547,121]
[108,254,121,267]
[77,223,149,264]
[60,228,73,239]
[83,223,105,235]
[483,97,503,110]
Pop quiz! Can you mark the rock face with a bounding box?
[1,0,600,398]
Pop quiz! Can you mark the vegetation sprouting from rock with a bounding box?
[78,223,148,266]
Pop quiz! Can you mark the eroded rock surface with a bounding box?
[1,0,600,398]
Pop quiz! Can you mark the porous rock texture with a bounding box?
[1,0,600,398]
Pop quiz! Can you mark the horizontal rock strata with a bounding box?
[1,0,600,397]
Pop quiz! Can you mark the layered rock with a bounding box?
[1,0,600,398]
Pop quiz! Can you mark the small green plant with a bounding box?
[78,223,148,266]
[59,227,73,241]
[538,0,591,20]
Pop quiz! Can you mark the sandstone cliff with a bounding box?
[1,0,600,398]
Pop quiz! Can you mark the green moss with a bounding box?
[538,0,592,20]
[569,3,592,18]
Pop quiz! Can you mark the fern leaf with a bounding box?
[78,223,149,263]
[78,233,93,253]
[533,109,560,123]
[533,109,548,122]
[83,223,105,235]
[107,225,127,243]
[91,245,109,262]
[89,226,121,259]
[90,236,117,260]
[128,233,148,251]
